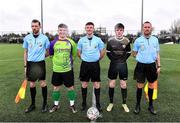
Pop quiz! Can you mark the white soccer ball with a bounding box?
[87,107,100,121]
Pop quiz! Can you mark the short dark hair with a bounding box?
[115,23,124,30]
[144,21,151,25]
[58,23,68,28]
[85,22,94,26]
[32,19,41,25]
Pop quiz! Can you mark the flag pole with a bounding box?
[141,0,144,33]
[41,0,44,34]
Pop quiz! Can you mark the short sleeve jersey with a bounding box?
[77,35,104,62]
[133,35,160,64]
[49,37,77,73]
[23,33,50,62]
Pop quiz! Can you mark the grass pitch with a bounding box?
[0,44,180,122]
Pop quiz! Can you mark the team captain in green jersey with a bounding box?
[49,23,77,113]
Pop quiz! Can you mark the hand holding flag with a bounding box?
[15,67,27,104]
[15,79,27,103]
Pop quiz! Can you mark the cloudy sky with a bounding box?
[0,0,180,34]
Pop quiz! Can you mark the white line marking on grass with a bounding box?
[0,58,22,62]
[161,58,180,62]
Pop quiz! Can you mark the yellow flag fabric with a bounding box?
[144,80,158,100]
[15,79,27,103]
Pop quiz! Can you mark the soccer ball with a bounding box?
[87,107,100,121]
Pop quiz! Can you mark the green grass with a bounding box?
[0,44,180,122]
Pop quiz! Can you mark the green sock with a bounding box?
[52,91,61,101]
[67,90,76,101]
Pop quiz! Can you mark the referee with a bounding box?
[23,19,50,113]
[132,21,161,115]
[77,22,105,112]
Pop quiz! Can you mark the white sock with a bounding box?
[54,101,59,106]
[70,100,74,106]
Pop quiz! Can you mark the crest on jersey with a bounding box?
[122,44,126,48]
[140,44,145,51]
[38,41,43,47]
[29,42,33,48]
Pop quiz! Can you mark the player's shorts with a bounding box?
[134,62,157,83]
[79,61,101,82]
[51,70,74,87]
[26,60,46,82]
[108,62,128,80]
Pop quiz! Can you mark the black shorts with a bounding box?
[108,62,128,80]
[51,70,74,87]
[26,60,46,82]
[134,62,157,83]
[79,61,101,82]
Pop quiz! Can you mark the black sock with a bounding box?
[42,86,47,106]
[81,87,87,106]
[121,88,127,104]
[148,88,154,107]
[136,88,142,105]
[109,87,114,103]
[94,88,100,106]
[30,87,36,105]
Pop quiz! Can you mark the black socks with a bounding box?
[148,88,154,107]
[30,87,36,105]
[94,88,100,106]
[136,88,142,105]
[121,88,127,104]
[109,87,114,103]
[42,86,47,105]
[81,87,87,105]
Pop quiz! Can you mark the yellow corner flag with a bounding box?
[144,80,158,101]
[15,79,27,103]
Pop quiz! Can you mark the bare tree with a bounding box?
[170,19,180,34]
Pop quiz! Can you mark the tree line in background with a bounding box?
[0,19,180,44]
[0,28,135,44]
